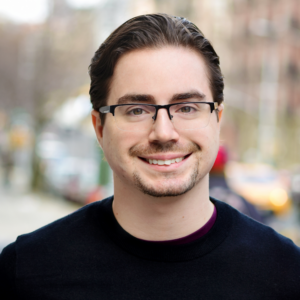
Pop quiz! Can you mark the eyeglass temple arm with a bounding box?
[213,102,219,122]
[99,106,115,116]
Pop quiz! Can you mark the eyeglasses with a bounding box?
[99,102,219,132]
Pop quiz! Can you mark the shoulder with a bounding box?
[11,197,113,276]
[214,198,300,263]
[17,196,112,243]
[0,197,113,294]
[213,199,300,296]
[0,243,17,298]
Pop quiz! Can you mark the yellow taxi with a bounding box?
[225,162,291,215]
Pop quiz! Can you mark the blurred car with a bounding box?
[225,162,291,215]
[37,129,105,205]
[45,156,100,204]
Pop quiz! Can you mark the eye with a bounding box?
[123,105,154,117]
[126,106,150,116]
[131,108,144,115]
[179,106,195,113]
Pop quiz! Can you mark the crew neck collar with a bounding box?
[143,204,217,245]
[92,196,233,262]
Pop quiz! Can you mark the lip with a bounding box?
[138,153,192,170]
[139,153,191,161]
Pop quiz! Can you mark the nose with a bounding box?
[148,108,179,144]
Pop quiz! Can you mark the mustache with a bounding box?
[129,142,200,157]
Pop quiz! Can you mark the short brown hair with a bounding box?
[89,13,224,125]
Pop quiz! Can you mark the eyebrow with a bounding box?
[116,91,206,105]
[171,92,206,102]
[117,94,155,104]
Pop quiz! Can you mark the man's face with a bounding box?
[92,46,223,197]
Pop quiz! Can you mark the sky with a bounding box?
[0,0,102,23]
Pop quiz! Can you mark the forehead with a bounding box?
[108,46,212,105]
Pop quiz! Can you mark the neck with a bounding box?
[112,174,214,241]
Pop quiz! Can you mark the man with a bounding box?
[1,13,300,299]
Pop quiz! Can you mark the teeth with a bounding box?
[147,157,185,165]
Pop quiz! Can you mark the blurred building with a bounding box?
[0,0,95,123]
[224,0,300,167]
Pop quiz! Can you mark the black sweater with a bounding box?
[1,197,300,299]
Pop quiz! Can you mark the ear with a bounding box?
[91,110,104,149]
[217,103,224,122]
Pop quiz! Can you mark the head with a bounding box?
[90,14,224,198]
[89,13,224,126]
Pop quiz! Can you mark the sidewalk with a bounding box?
[0,187,81,252]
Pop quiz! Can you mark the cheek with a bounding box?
[204,135,220,168]
[102,127,141,173]
[102,127,122,169]
[103,141,128,181]
[190,129,219,163]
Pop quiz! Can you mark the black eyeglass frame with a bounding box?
[99,102,219,121]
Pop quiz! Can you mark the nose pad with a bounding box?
[149,108,179,143]
[151,109,176,133]
[152,107,173,121]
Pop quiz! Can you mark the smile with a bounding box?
[140,154,191,166]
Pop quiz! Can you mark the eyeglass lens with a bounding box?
[114,103,212,131]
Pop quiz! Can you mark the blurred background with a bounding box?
[0,0,299,251]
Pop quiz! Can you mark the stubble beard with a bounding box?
[130,142,201,197]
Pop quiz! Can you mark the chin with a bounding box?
[133,170,199,198]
